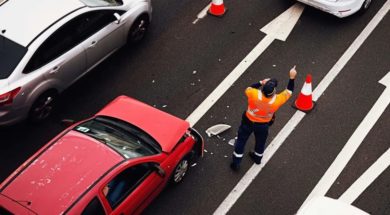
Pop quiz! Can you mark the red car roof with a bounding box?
[96,96,190,152]
[1,131,124,214]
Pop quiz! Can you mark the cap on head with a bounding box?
[262,78,278,98]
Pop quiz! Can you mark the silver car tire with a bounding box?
[28,91,57,123]
[127,15,149,44]
[171,156,189,184]
[360,0,372,11]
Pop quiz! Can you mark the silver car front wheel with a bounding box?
[128,15,149,43]
[361,0,372,11]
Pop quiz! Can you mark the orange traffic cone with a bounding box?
[293,74,315,112]
[208,0,227,17]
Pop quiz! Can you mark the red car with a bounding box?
[0,96,204,215]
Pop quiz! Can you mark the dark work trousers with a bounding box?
[232,113,269,165]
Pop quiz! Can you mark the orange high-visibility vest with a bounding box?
[245,87,292,123]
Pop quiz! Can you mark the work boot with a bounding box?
[230,162,240,171]
[249,151,262,164]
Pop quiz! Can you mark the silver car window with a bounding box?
[0,35,27,79]
[23,10,122,73]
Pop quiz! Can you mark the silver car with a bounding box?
[0,0,152,126]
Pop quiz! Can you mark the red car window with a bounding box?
[104,163,152,209]
[81,197,106,215]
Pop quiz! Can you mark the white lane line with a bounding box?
[186,35,275,126]
[213,111,306,215]
[214,1,390,214]
[187,3,304,126]
[306,71,390,206]
[193,3,211,24]
[339,147,390,204]
[301,1,390,209]
[312,0,390,102]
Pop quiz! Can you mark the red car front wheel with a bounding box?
[171,157,189,184]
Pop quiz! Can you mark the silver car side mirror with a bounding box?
[114,13,121,24]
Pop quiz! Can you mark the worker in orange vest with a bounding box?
[230,66,297,171]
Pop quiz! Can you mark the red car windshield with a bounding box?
[73,116,161,159]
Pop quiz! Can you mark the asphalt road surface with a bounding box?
[1,0,389,214]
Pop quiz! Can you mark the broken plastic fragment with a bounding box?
[205,124,231,137]
[191,163,197,167]
[228,137,237,146]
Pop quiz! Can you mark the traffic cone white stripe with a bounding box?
[212,0,223,5]
[301,82,312,95]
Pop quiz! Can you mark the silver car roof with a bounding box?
[0,0,86,47]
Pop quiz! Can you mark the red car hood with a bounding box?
[96,96,190,153]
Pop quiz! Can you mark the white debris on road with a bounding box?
[228,137,237,146]
[205,124,231,137]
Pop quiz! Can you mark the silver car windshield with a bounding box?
[0,35,27,79]
[73,116,161,159]
[80,0,123,7]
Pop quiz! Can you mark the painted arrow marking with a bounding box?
[214,0,390,214]
[300,71,390,208]
[186,3,305,126]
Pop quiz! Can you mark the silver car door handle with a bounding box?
[49,65,61,74]
[89,41,97,48]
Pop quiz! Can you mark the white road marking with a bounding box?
[187,3,304,126]
[193,3,211,24]
[261,3,305,41]
[214,111,306,215]
[312,0,390,102]
[214,1,390,214]
[339,147,390,204]
[300,1,390,209]
[186,35,274,125]
[305,72,390,206]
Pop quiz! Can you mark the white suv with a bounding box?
[0,0,152,126]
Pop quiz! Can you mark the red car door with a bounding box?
[101,161,165,215]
